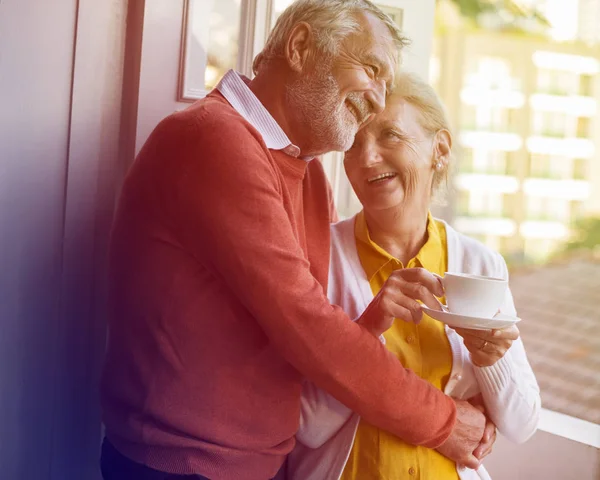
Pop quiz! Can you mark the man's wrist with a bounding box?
[356,318,381,337]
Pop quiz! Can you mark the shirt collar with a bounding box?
[355,210,444,282]
[216,70,306,159]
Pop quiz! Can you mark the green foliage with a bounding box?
[564,217,600,252]
[443,0,550,28]
[449,0,496,18]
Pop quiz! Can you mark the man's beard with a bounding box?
[286,61,370,154]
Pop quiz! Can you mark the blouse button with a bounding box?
[406,335,415,344]
[409,467,416,476]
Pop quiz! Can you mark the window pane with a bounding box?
[204,0,242,89]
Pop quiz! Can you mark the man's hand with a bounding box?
[436,399,486,470]
[356,268,444,337]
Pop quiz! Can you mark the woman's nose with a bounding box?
[359,143,383,167]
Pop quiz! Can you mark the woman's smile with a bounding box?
[366,171,398,186]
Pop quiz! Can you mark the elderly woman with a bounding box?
[285,73,541,480]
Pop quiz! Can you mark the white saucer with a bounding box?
[421,304,521,331]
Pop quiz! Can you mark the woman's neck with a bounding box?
[364,200,430,266]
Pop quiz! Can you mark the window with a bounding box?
[536,68,579,96]
[529,154,574,179]
[532,111,569,137]
[466,57,515,90]
[467,191,504,217]
[179,0,244,100]
[204,0,242,89]
[527,196,570,222]
[470,149,507,174]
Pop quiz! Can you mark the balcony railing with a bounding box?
[461,124,516,134]
[525,213,570,223]
[455,211,511,219]
[528,170,573,180]
[485,409,599,479]
[458,165,517,176]
[537,129,566,138]
[536,86,578,96]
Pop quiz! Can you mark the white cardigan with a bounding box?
[284,216,541,480]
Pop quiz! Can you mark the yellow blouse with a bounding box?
[340,211,459,480]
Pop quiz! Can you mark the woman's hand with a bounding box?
[357,268,444,337]
[454,325,520,367]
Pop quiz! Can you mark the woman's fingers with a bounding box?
[454,326,520,367]
[491,326,520,341]
[393,268,445,297]
[386,268,444,310]
[474,426,496,459]
[363,267,449,331]
[378,285,423,324]
[454,325,519,342]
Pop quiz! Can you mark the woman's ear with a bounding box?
[285,22,314,72]
[433,129,452,170]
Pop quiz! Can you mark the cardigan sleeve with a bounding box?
[473,253,541,443]
[156,112,456,448]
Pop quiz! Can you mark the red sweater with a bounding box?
[100,92,456,480]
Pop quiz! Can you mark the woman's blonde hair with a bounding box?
[391,71,453,194]
[253,0,408,74]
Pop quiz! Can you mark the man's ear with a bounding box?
[285,22,314,72]
[434,129,452,169]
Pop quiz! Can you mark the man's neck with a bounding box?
[249,71,296,143]
[249,69,329,158]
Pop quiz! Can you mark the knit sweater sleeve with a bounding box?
[156,110,456,448]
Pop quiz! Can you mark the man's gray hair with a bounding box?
[252,0,409,74]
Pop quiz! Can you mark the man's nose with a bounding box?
[365,79,387,114]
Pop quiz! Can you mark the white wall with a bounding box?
[0,0,128,478]
[136,0,191,154]
[0,1,78,477]
[377,0,436,79]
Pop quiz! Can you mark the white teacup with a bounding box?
[439,273,507,318]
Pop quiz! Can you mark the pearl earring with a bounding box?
[435,161,443,171]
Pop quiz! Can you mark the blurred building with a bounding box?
[513,0,600,43]
[431,31,600,264]
[579,0,600,45]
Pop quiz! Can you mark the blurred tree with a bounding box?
[443,0,550,29]
[564,217,600,252]
[447,0,495,18]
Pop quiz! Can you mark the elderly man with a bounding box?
[100,1,490,479]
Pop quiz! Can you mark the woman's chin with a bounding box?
[361,195,404,213]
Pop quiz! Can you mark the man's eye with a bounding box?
[365,65,378,78]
